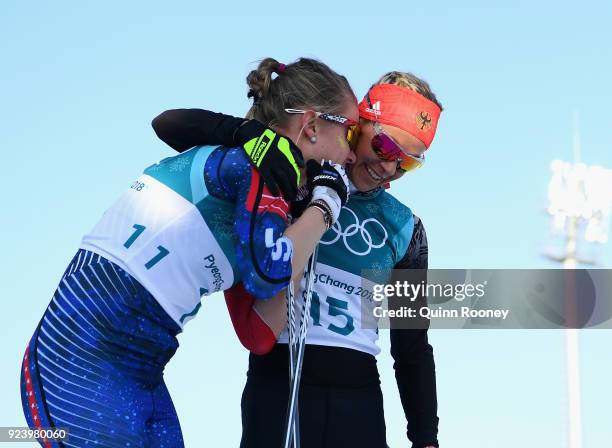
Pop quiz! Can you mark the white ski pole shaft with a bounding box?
[283,248,318,448]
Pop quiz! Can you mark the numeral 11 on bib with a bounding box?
[123,224,170,269]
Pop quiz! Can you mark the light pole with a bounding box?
[545,147,612,448]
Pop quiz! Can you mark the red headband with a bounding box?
[358,84,441,148]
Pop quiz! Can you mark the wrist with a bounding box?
[307,199,333,230]
[311,186,342,222]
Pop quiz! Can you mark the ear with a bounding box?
[300,110,318,140]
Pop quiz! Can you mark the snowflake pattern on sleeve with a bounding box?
[396,215,428,269]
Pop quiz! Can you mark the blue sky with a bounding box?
[1,1,611,446]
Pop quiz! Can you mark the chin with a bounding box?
[352,165,379,192]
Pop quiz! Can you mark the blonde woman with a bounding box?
[20,57,359,447]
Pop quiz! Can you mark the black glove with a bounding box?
[289,185,312,219]
[235,120,305,200]
[306,160,350,226]
[306,159,350,207]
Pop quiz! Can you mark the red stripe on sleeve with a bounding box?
[22,344,52,448]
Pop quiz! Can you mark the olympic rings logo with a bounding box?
[320,208,388,255]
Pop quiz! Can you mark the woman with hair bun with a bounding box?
[20,57,359,447]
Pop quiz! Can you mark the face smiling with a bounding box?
[348,120,427,192]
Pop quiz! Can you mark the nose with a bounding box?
[344,150,356,165]
[378,159,397,177]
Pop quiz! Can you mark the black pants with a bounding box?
[240,344,387,448]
